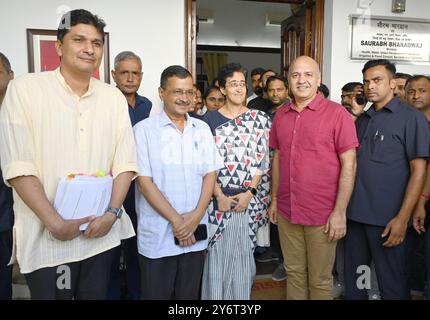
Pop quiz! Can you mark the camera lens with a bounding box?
[355,94,366,105]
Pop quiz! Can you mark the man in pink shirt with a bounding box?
[268,56,359,300]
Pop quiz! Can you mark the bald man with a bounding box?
[268,56,359,300]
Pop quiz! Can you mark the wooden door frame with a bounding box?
[312,0,325,72]
[185,0,197,80]
[185,0,324,77]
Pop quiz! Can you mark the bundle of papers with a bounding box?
[53,175,113,230]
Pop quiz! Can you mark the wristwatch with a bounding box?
[106,207,123,219]
[247,186,257,196]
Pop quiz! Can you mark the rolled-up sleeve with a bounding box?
[0,80,39,186]
[111,93,138,179]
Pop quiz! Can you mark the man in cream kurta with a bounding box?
[0,9,137,299]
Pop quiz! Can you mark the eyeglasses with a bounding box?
[170,89,195,97]
[225,81,246,88]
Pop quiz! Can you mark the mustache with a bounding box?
[175,99,191,106]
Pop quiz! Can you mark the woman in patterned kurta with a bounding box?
[201,63,271,300]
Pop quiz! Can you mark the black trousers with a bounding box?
[405,227,426,292]
[0,230,13,300]
[24,247,116,300]
[107,207,141,300]
[139,250,205,300]
[344,219,409,300]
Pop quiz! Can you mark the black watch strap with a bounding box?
[247,186,257,196]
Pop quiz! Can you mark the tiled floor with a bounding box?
[13,260,424,300]
[251,260,286,300]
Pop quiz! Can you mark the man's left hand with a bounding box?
[381,216,408,247]
[174,210,201,241]
[324,210,346,242]
[83,212,117,239]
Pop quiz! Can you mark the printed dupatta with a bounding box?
[207,110,272,248]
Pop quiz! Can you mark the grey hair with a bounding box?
[0,52,12,72]
[114,51,142,70]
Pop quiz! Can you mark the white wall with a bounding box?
[0,0,185,114]
[197,0,291,48]
[323,0,430,103]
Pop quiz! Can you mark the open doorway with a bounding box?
[185,0,325,93]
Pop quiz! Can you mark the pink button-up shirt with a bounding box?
[269,93,359,226]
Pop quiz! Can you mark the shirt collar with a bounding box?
[158,109,195,130]
[54,67,94,99]
[284,92,324,113]
[134,93,145,105]
[366,96,401,117]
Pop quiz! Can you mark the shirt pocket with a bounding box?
[301,124,334,152]
[192,140,207,176]
[370,132,401,163]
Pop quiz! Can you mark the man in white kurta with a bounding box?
[0,9,137,299]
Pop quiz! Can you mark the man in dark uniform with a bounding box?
[345,59,429,300]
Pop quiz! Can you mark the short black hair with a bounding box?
[0,52,12,72]
[405,75,430,90]
[341,82,363,92]
[265,75,288,90]
[160,65,192,89]
[203,85,223,100]
[250,67,265,77]
[57,9,106,43]
[394,72,412,80]
[362,59,396,77]
[217,63,246,88]
[318,83,330,98]
[261,69,276,78]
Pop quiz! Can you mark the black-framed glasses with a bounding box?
[170,89,195,97]
[225,81,246,88]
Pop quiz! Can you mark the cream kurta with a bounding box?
[0,68,137,273]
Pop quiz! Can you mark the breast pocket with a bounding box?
[301,122,320,151]
[301,125,334,152]
[370,132,401,163]
[192,139,208,176]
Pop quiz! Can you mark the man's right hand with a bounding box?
[49,216,95,241]
[268,201,278,224]
[171,215,193,240]
[350,93,366,116]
